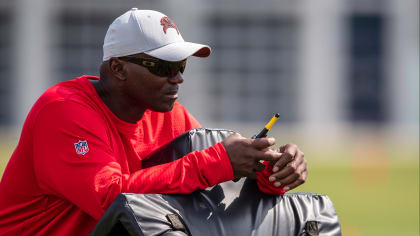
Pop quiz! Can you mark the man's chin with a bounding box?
[150,102,175,113]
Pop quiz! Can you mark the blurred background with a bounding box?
[0,0,418,235]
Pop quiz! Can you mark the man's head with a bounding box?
[99,9,211,114]
[101,53,184,113]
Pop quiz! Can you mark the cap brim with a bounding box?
[144,42,211,62]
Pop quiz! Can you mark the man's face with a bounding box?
[121,54,185,112]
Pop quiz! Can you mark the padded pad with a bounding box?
[91,128,341,236]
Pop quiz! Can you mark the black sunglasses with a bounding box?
[118,56,187,78]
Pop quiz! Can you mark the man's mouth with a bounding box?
[165,90,178,99]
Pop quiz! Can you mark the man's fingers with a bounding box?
[261,147,271,152]
[229,132,243,139]
[255,150,282,162]
[272,152,293,172]
[271,144,299,172]
[270,153,305,180]
[273,148,304,172]
[271,164,295,180]
[283,144,298,159]
[275,165,301,185]
[279,145,287,153]
[270,157,307,187]
[250,137,276,150]
[245,146,282,162]
[267,144,308,191]
[282,169,308,191]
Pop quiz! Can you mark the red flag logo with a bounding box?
[160,16,179,35]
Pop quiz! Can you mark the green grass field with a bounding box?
[0,137,418,236]
[295,159,419,236]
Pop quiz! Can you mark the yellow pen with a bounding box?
[252,113,280,139]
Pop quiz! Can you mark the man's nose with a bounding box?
[168,73,184,84]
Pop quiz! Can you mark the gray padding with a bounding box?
[91,128,341,236]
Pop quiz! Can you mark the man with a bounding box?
[0,8,307,235]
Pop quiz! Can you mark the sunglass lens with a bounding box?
[146,60,187,77]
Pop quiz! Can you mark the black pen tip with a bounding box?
[275,113,280,118]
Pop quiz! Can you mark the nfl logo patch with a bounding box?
[74,140,89,155]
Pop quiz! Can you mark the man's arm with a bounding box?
[32,101,234,220]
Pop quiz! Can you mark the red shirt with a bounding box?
[0,76,283,235]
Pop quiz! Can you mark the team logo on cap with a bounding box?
[160,16,179,35]
[74,140,89,155]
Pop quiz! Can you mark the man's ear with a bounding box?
[109,58,126,81]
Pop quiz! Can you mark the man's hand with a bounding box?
[268,144,308,191]
[222,133,281,179]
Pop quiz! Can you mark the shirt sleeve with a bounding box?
[256,161,286,195]
[126,142,234,194]
[33,101,234,221]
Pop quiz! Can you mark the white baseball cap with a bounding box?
[103,8,211,62]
